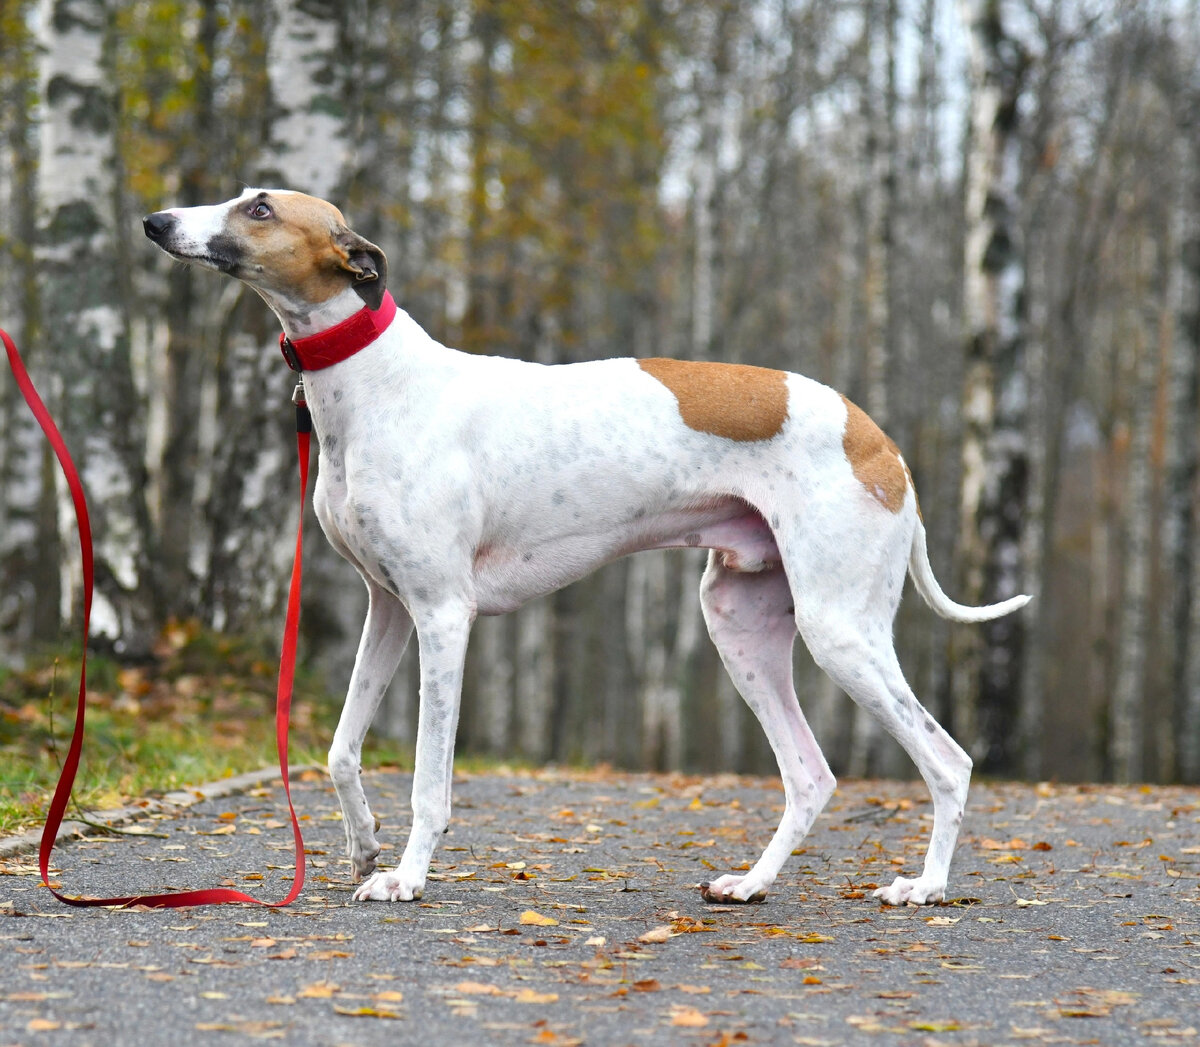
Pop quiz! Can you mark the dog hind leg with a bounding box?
[798,609,971,905]
[698,554,836,903]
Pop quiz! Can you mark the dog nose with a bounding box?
[142,211,176,241]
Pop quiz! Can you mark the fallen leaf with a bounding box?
[454,982,505,996]
[513,989,558,1004]
[332,1006,403,1020]
[639,926,672,944]
[296,981,339,999]
[519,910,559,927]
[670,1006,709,1027]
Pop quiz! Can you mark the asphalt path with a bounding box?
[1,768,1197,1046]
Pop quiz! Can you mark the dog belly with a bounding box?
[471,498,780,615]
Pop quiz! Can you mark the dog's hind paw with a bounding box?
[349,848,380,884]
[353,869,424,902]
[873,875,945,906]
[699,874,768,904]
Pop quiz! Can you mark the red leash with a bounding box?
[2,324,308,908]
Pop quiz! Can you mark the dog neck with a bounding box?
[277,292,398,373]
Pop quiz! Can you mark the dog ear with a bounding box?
[335,229,388,310]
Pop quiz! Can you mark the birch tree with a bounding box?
[1176,117,1200,784]
[848,0,900,777]
[36,0,155,653]
[0,0,57,656]
[951,0,1029,767]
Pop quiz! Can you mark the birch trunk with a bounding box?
[37,0,155,653]
[258,0,347,194]
[848,0,898,777]
[154,0,219,619]
[1110,237,1159,783]
[1162,133,1196,782]
[951,0,1027,765]
[1177,137,1200,783]
[0,6,59,657]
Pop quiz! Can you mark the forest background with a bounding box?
[2,0,1199,788]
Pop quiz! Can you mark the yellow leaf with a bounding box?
[513,989,558,1004]
[454,981,504,995]
[639,925,672,944]
[670,1006,709,1027]
[297,982,338,999]
[332,1006,403,1020]
[519,910,559,927]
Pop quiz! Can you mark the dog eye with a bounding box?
[248,201,272,219]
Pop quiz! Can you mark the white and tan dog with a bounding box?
[144,188,1029,907]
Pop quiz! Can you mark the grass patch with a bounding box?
[0,621,412,837]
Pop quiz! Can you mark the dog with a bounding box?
[143,188,1030,907]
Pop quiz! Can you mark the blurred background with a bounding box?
[2,0,1199,787]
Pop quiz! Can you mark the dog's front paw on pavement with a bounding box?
[352,870,424,902]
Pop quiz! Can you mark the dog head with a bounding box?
[143,189,388,315]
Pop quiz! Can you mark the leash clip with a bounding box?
[292,378,312,434]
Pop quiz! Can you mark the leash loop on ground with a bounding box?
[2,324,308,909]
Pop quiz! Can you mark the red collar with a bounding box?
[279,292,397,372]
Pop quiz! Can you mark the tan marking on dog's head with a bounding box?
[638,358,789,442]
[218,190,388,309]
[841,396,910,513]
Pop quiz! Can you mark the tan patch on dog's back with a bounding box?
[841,396,911,514]
[639,358,789,442]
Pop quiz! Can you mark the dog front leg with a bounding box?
[353,600,473,902]
[329,583,413,882]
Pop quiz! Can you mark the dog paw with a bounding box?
[352,869,424,902]
[349,844,380,884]
[699,874,768,904]
[344,823,382,884]
[873,875,945,906]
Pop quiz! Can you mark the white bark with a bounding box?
[1178,146,1200,783]
[262,0,348,197]
[1110,254,1156,783]
[36,0,150,650]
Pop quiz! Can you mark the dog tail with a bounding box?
[908,519,1032,623]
